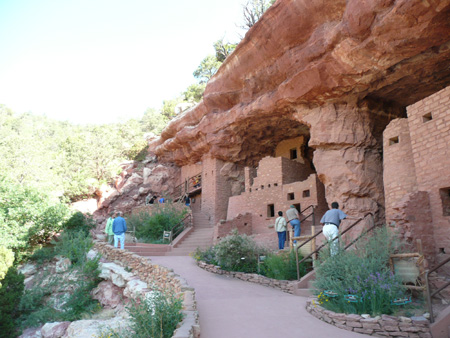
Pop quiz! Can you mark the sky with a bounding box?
[0,0,246,124]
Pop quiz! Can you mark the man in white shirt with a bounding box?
[320,202,347,256]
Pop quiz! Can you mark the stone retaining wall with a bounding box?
[306,299,431,338]
[94,241,200,338]
[197,261,297,294]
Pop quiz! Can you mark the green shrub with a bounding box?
[130,204,188,243]
[214,229,268,273]
[95,290,183,338]
[192,246,218,265]
[54,229,94,265]
[0,266,25,338]
[29,246,57,265]
[19,231,101,329]
[314,226,407,316]
[62,211,96,236]
[260,250,306,281]
[0,246,14,287]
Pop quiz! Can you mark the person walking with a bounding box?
[104,212,115,245]
[112,211,127,250]
[286,205,301,245]
[274,211,287,250]
[320,202,347,256]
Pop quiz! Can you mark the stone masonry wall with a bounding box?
[201,156,233,226]
[406,86,450,269]
[306,299,431,338]
[383,118,418,222]
[227,174,325,237]
[94,241,200,338]
[196,261,297,294]
[213,213,253,243]
[275,136,308,163]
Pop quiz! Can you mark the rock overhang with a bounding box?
[151,0,450,166]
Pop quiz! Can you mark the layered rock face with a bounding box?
[151,0,450,165]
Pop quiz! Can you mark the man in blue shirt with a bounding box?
[320,202,347,256]
[112,211,127,250]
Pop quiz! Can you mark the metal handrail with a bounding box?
[425,256,450,323]
[295,212,374,280]
[169,213,192,244]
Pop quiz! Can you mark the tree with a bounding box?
[183,83,206,103]
[213,39,237,62]
[241,0,275,30]
[161,97,184,119]
[193,55,222,84]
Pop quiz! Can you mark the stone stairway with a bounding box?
[165,212,214,256]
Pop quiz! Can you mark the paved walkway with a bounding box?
[150,256,371,338]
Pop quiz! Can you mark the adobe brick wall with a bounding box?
[181,163,202,182]
[227,173,326,237]
[275,136,307,163]
[383,86,450,272]
[383,118,418,222]
[406,86,450,267]
[213,213,253,243]
[200,156,233,226]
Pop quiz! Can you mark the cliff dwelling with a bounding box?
[103,0,450,273]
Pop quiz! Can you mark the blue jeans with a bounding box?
[277,231,286,250]
[290,219,301,243]
[114,233,125,249]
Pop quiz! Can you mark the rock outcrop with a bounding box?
[151,0,450,166]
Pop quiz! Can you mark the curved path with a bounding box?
[150,256,370,338]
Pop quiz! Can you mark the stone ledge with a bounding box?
[94,241,200,338]
[196,260,297,294]
[305,298,431,338]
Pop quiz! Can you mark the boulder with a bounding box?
[41,322,71,338]
[62,317,129,338]
[19,327,43,338]
[92,281,124,308]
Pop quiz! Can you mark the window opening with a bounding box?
[389,136,399,146]
[287,193,295,201]
[261,185,264,190]
[274,183,278,187]
[439,187,450,216]
[303,190,310,198]
[422,113,433,123]
[290,148,298,160]
[267,204,275,218]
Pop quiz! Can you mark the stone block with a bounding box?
[347,321,363,328]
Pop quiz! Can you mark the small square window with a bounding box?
[274,183,278,187]
[267,204,275,217]
[439,187,450,216]
[303,190,310,198]
[423,113,433,123]
[290,148,298,160]
[287,193,295,201]
[389,136,399,146]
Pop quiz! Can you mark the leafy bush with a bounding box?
[19,231,101,329]
[0,266,25,338]
[0,246,14,287]
[29,246,57,265]
[214,229,268,273]
[95,291,183,338]
[314,226,407,316]
[54,229,94,265]
[62,211,96,236]
[192,246,218,265]
[260,250,306,281]
[130,204,188,243]
[0,175,71,260]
